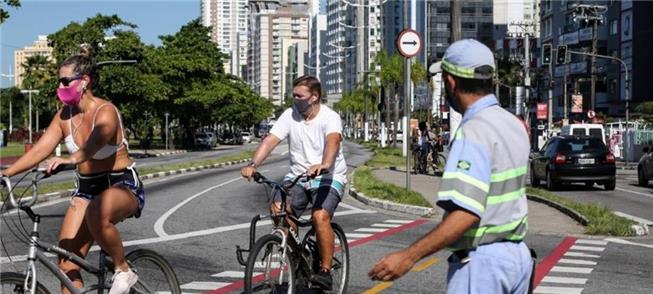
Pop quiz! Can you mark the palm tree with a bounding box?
[21,54,55,131]
[374,51,403,147]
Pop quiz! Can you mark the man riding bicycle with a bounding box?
[241,75,347,291]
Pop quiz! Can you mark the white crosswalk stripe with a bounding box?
[371,223,402,228]
[180,281,230,290]
[564,251,600,258]
[384,219,413,224]
[355,228,388,233]
[575,239,608,246]
[558,258,597,266]
[541,276,587,284]
[551,266,593,274]
[534,286,584,294]
[346,233,373,239]
[570,245,605,252]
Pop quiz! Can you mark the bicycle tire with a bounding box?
[302,223,349,294]
[244,234,295,294]
[125,249,181,294]
[0,272,50,294]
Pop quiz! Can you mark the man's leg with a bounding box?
[312,208,334,270]
[308,182,343,289]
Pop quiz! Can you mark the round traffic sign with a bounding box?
[587,110,596,119]
[396,29,422,58]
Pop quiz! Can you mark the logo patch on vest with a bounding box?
[457,160,471,171]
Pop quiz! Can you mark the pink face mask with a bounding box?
[56,80,83,106]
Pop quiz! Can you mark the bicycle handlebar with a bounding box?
[252,169,329,192]
[1,163,76,209]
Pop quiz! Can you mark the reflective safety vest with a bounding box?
[437,94,530,250]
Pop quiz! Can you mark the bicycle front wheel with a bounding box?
[126,249,181,294]
[0,272,49,294]
[245,234,294,294]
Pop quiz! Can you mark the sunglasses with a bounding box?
[58,75,83,87]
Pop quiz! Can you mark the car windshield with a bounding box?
[559,138,607,154]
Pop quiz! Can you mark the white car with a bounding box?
[241,132,253,143]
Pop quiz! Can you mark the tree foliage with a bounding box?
[0,0,20,24]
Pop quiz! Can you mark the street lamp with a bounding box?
[20,88,39,144]
[1,71,15,133]
[164,112,170,151]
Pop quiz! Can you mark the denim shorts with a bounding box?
[73,164,145,218]
[275,176,345,219]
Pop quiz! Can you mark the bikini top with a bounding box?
[64,103,129,160]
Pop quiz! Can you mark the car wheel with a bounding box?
[530,166,540,187]
[546,169,558,191]
[604,179,616,191]
[638,167,648,187]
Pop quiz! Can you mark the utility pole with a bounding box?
[571,4,607,111]
[508,21,536,117]
[164,112,170,151]
[1,70,15,133]
[403,0,411,190]
[563,75,568,120]
[548,62,553,136]
[451,0,461,41]
[20,88,39,144]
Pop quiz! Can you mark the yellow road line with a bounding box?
[362,257,440,294]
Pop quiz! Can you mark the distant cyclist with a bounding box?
[369,39,532,293]
[241,75,347,291]
[1,46,143,294]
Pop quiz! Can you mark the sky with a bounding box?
[0,0,200,87]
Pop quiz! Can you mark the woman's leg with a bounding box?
[58,197,94,294]
[84,186,138,272]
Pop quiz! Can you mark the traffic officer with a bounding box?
[368,39,533,293]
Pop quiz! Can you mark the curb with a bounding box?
[153,150,187,157]
[348,170,434,217]
[10,158,251,206]
[527,193,649,236]
[526,194,589,226]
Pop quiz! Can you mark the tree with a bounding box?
[0,0,20,24]
[496,56,523,107]
[373,51,404,146]
[21,55,57,130]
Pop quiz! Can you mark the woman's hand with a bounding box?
[44,157,77,175]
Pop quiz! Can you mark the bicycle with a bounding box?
[235,172,349,294]
[0,166,181,294]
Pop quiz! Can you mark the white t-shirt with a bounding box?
[270,105,347,184]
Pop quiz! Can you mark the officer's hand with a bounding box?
[368,250,417,282]
[241,166,256,181]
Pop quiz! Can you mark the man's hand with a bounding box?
[241,165,257,181]
[307,163,330,178]
[368,249,418,282]
[44,157,76,175]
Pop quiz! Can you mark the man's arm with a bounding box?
[368,209,479,281]
[241,134,282,180]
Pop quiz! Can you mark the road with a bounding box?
[2,143,652,293]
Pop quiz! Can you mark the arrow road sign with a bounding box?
[396,29,422,58]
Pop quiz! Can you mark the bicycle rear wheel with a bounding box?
[245,234,294,294]
[302,223,349,294]
[0,272,49,294]
[125,249,181,294]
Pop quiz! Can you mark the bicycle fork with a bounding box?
[25,211,41,294]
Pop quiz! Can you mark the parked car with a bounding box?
[241,131,253,143]
[195,132,217,148]
[530,135,616,190]
[637,146,653,186]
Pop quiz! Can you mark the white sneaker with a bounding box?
[109,268,138,294]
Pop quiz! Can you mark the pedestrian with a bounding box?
[241,75,347,291]
[368,39,533,293]
[1,45,144,294]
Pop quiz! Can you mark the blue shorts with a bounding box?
[277,176,345,219]
[446,241,533,294]
[73,165,145,218]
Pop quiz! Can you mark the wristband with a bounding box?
[248,161,258,168]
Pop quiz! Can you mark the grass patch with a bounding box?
[528,187,636,236]
[0,142,26,157]
[351,143,431,208]
[354,166,431,207]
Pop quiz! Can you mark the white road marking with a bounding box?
[615,187,653,199]
[355,228,387,233]
[212,271,254,278]
[550,266,593,274]
[345,233,373,239]
[254,261,281,268]
[153,176,243,237]
[534,286,583,294]
[613,211,653,226]
[575,239,608,246]
[371,223,402,228]
[180,281,230,290]
[563,252,600,258]
[604,237,653,249]
[541,276,587,285]
[558,258,597,266]
[569,245,605,252]
[384,220,413,224]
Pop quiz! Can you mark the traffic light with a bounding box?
[557,45,568,64]
[542,43,552,65]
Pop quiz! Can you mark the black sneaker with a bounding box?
[310,269,332,291]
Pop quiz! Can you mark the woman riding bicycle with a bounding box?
[0,46,144,294]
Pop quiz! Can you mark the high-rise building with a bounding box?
[201,0,248,77]
[13,35,54,89]
[284,41,309,102]
[247,0,310,106]
[307,13,328,85]
[494,0,539,56]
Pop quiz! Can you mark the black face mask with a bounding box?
[445,81,463,113]
[293,98,313,114]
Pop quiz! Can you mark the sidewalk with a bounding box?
[371,168,584,235]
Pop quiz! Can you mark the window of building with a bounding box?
[482,7,492,15]
[462,22,476,30]
[610,20,618,35]
[462,7,476,14]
